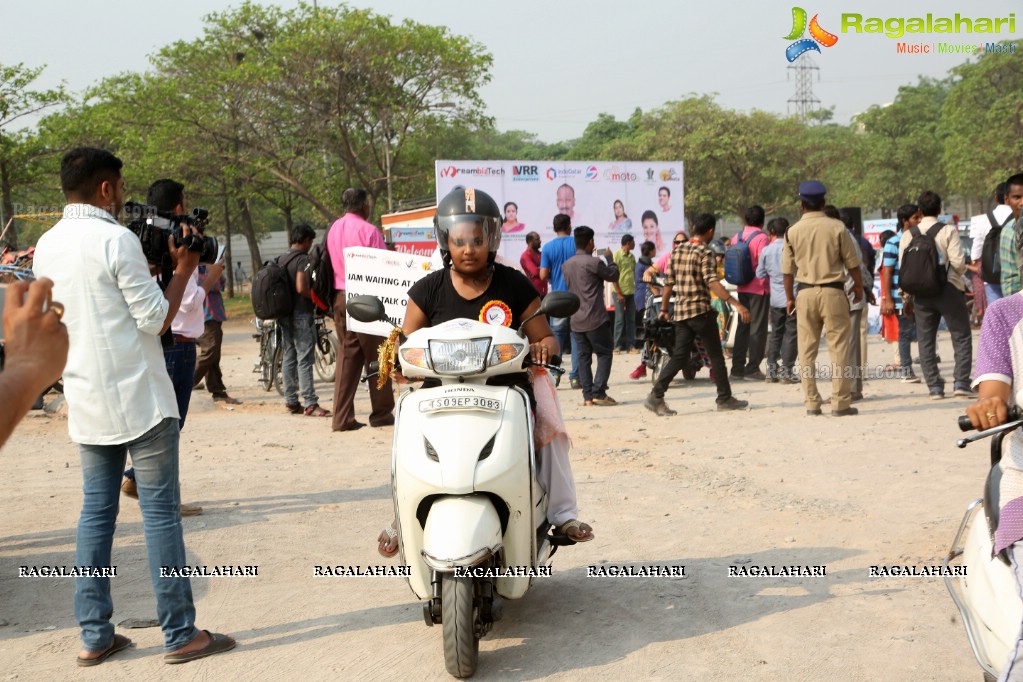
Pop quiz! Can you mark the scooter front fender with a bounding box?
[421,495,502,570]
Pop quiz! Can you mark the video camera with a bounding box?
[123,201,218,265]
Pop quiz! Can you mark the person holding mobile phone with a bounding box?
[0,278,69,449]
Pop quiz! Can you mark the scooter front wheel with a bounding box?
[441,573,479,678]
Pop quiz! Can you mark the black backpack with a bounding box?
[981,211,1012,285]
[251,251,302,320]
[305,226,336,314]
[898,222,947,297]
[723,230,765,285]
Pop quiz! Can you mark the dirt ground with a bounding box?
[0,318,995,681]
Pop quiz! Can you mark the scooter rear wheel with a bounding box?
[441,573,479,678]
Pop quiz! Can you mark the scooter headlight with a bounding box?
[428,338,490,375]
[488,343,525,368]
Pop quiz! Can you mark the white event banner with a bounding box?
[343,247,436,336]
[435,160,685,263]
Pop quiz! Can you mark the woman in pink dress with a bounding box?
[501,202,525,233]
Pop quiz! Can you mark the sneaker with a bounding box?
[833,407,859,417]
[746,370,767,381]
[592,395,618,406]
[782,373,800,384]
[570,377,581,390]
[717,397,749,411]
[121,478,139,499]
[765,373,779,383]
[929,388,945,400]
[953,385,975,398]
[643,393,677,416]
[629,365,647,380]
[901,374,921,384]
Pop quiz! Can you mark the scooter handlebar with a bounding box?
[959,406,1023,432]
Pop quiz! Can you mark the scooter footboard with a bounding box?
[946,499,1023,678]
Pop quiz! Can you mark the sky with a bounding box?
[2,0,1020,142]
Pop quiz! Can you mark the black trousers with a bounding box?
[731,292,769,375]
[653,311,732,403]
[766,306,798,377]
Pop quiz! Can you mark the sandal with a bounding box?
[553,519,594,543]
[77,633,133,667]
[163,630,236,664]
[304,404,331,417]
[378,521,399,558]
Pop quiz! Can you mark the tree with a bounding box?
[0,63,68,248]
[942,40,1023,203]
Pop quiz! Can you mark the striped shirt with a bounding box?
[881,232,904,310]
[1000,218,1022,296]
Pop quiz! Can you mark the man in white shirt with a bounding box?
[120,179,219,516]
[968,182,1013,304]
[898,190,973,399]
[33,148,235,666]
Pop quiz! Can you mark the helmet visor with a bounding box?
[435,214,502,255]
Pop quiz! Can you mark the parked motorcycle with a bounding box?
[947,408,1023,681]
[347,291,579,678]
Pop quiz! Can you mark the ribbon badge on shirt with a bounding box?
[480,300,512,327]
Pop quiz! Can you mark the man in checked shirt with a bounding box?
[644,213,750,416]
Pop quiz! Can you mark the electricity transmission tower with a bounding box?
[787,55,821,122]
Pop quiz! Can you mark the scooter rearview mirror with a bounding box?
[539,291,580,319]
[346,295,387,323]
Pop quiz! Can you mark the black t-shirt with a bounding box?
[407,263,541,404]
[283,249,313,315]
[408,263,538,329]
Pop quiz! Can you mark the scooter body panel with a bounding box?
[393,380,546,600]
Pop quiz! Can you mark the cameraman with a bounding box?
[33,148,235,665]
[120,179,213,516]
[0,278,69,449]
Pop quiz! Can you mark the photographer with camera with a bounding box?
[119,179,212,516]
[33,148,235,666]
[0,278,69,449]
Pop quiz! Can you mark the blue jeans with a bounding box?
[126,340,195,483]
[282,312,318,406]
[549,315,577,380]
[77,417,198,652]
[613,295,637,350]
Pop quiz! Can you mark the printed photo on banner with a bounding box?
[343,247,435,335]
[435,161,686,263]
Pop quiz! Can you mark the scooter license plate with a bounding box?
[419,396,503,413]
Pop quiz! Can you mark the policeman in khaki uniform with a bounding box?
[781,181,864,416]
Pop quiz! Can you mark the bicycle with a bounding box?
[253,318,283,394]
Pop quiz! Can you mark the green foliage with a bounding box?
[942,40,1023,202]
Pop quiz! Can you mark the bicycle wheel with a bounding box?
[258,331,273,391]
[273,345,284,396]
[314,332,339,383]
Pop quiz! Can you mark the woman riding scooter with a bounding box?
[965,235,1023,679]
[377,187,594,556]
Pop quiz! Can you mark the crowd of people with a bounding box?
[5,143,1023,669]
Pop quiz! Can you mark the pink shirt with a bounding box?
[327,212,388,289]
[731,226,770,296]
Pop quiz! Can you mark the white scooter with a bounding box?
[946,409,1023,681]
[348,292,580,679]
